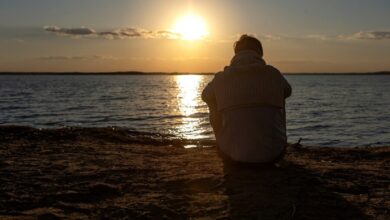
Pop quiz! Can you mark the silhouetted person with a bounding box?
[202,34,292,164]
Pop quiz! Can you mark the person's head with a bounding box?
[234,34,263,57]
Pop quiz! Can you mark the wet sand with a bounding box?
[0,126,389,219]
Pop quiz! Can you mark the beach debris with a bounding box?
[184,145,197,149]
[291,138,303,148]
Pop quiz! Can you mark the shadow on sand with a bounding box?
[222,161,369,220]
[1,127,382,219]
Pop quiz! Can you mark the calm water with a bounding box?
[0,74,389,147]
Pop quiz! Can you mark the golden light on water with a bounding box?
[175,75,203,139]
[176,75,200,116]
[172,14,208,40]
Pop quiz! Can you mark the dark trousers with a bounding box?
[217,144,287,169]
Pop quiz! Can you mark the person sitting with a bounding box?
[202,34,292,164]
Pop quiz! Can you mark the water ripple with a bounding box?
[0,74,389,147]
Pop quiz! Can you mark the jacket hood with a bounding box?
[213,50,286,111]
[224,50,266,74]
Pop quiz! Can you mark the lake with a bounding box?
[0,74,389,147]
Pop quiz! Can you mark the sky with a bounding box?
[0,0,389,73]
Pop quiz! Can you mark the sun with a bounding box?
[172,14,208,40]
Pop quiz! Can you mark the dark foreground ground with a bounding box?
[0,126,389,219]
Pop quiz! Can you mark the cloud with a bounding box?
[153,30,181,39]
[304,34,331,41]
[44,26,96,37]
[98,28,180,39]
[248,33,316,41]
[240,30,390,42]
[339,30,390,40]
[352,31,390,40]
[44,25,181,40]
[272,60,334,65]
[98,28,148,39]
[259,34,283,41]
[259,31,390,41]
[38,55,116,61]
[44,26,390,42]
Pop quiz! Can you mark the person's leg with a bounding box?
[217,146,285,170]
[271,144,287,164]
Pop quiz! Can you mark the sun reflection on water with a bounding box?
[175,75,203,139]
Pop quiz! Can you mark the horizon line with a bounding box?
[0,71,389,76]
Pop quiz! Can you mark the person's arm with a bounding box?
[268,65,292,99]
[201,80,215,104]
[282,77,292,98]
[201,79,222,135]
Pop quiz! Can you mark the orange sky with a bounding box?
[1,0,389,73]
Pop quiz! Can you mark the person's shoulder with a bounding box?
[265,64,281,74]
[265,65,286,79]
[215,70,225,76]
[213,68,230,79]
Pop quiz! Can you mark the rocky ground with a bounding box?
[0,126,389,219]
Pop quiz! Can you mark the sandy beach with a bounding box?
[0,126,389,219]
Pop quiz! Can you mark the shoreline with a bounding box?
[0,71,390,75]
[0,125,387,148]
[1,126,389,219]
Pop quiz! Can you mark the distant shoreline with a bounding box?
[0,71,389,75]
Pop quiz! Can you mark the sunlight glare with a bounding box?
[176,75,203,139]
[176,75,201,116]
[173,14,208,40]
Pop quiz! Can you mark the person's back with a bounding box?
[202,34,292,163]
